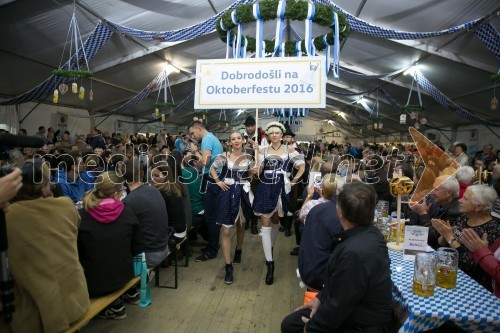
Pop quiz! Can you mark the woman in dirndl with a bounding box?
[210,131,257,285]
[253,122,305,285]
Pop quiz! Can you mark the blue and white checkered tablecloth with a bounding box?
[389,250,500,333]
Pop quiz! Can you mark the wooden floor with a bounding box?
[81,228,303,333]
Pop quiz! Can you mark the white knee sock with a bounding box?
[261,227,273,261]
[271,223,279,247]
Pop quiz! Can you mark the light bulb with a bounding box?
[72,82,78,93]
[491,97,498,111]
[400,114,406,124]
[78,86,85,100]
[53,89,59,103]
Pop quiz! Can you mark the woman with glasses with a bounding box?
[77,171,145,320]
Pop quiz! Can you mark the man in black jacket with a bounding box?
[281,182,393,333]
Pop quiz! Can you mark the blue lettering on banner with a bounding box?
[206,85,282,95]
[220,69,289,80]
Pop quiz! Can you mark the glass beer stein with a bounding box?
[436,247,458,289]
[413,253,437,297]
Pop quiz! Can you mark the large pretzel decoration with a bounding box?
[389,177,414,197]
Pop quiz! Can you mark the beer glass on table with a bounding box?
[436,247,458,289]
[413,253,437,297]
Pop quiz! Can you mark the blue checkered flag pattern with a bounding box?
[314,0,480,40]
[413,70,500,127]
[95,70,167,118]
[0,23,113,106]
[390,251,500,333]
[109,0,254,42]
[474,23,500,59]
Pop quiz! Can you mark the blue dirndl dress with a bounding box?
[252,150,293,218]
[215,156,253,226]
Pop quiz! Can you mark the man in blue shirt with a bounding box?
[51,151,88,203]
[174,132,184,153]
[188,120,223,261]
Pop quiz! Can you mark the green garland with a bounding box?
[401,105,426,112]
[194,109,208,116]
[216,0,349,55]
[154,102,176,108]
[492,73,500,83]
[53,69,94,78]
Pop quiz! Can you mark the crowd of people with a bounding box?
[0,121,499,332]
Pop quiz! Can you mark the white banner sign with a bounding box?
[194,57,326,109]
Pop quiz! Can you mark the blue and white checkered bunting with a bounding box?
[108,0,254,42]
[474,23,500,59]
[413,70,500,127]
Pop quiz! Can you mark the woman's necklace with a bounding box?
[270,144,282,151]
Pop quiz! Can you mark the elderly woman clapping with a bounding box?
[432,185,499,290]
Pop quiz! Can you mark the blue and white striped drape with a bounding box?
[413,70,499,127]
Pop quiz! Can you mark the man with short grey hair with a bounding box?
[410,175,461,249]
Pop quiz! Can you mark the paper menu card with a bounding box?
[403,225,429,260]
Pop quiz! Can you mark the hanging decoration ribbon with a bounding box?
[231,11,242,58]
[221,19,232,59]
[332,12,340,79]
[253,3,264,58]
[305,3,315,56]
[272,1,286,56]
[406,75,423,107]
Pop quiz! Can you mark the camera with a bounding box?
[0,164,14,178]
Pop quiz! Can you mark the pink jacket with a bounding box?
[472,238,500,298]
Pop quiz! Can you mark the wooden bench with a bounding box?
[66,233,194,331]
[154,233,190,289]
[65,275,142,332]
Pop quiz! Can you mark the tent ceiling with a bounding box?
[0,0,499,135]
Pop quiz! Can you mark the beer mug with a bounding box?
[389,215,405,243]
[436,247,458,289]
[413,253,437,297]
